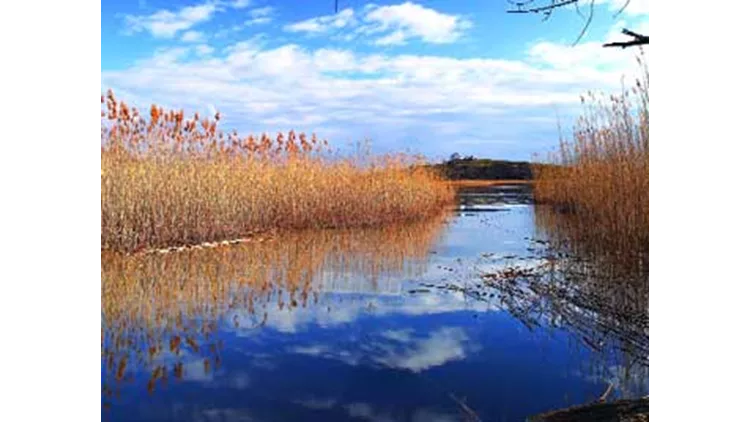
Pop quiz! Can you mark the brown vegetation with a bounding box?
[101,91,455,253]
[532,57,648,273]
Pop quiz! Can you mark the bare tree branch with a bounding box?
[572,0,595,45]
[613,0,631,18]
[507,1,649,49]
[603,28,648,48]
[507,0,580,14]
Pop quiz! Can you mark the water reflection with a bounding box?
[102,186,648,421]
[434,186,648,405]
[102,212,451,404]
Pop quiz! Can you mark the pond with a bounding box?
[101,185,648,422]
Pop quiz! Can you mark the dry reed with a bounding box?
[101,91,455,253]
[532,56,648,273]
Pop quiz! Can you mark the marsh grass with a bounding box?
[532,57,648,273]
[101,91,455,253]
[101,215,449,398]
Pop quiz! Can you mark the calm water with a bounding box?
[102,185,648,422]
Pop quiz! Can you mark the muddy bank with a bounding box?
[528,397,648,422]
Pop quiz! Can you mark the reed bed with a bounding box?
[102,214,449,397]
[532,57,648,273]
[101,91,455,253]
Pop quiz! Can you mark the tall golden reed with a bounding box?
[101,91,455,253]
[533,56,648,272]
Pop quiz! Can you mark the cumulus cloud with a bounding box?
[123,0,264,39]
[373,327,473,372]
[362,2,472,45]
[228,0,252,9]
[246,6,274,25]
[380,329,414,342]
[180,30,204,42]
[286,326,475,373]
[195,44,215,56]
[201,408,256,422]
[346,403,396,422]
[284,8,356,33]
[104,16,645,158]
[283,2,470,45]
[124,2,218,38]
[227,286,492,334]
[605,0,649,16]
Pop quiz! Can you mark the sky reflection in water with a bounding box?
[102,187,648,422]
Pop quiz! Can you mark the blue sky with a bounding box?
[101,0,649,161]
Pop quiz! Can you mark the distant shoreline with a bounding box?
[447,179,533,188]
[428,157,537,181]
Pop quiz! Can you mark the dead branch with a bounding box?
[507,0,580,14]
[598,382,614,402]
[449,393,483,422]
[603,28,649,48]
[507,1,649,48]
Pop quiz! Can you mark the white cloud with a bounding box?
[293,398,338,410]
[229,0,252,9]
[124,2,218,38]
[313,49,357,71]
[245,6,274,25]
[284,8,356,33]
[182,358,213,381]
[363,2,472,45]
[249,6,273,19]
[195,44,215,56]
[102,25,645,158]
[289,345,329,356]
[373,30,407,46]
[201,408,256,422]
[214,24,245,39]
[373,327,472,372]
[283,3,471,45]
[123,1,265,38]
[346,403,395,422]
[180,30,204,42]
[605,0,649,16]
[230,372,251,389]
[380,329,414,342]
[286,327,475,373]
[633,18,649,35]
[559,0,649,17]
[246,17,271,25]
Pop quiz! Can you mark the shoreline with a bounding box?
[101,230,278,257]
[447,179,533,188]
[101,209,456,257]
[527,397,648,421]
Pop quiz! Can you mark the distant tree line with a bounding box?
[431,155,535,180]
